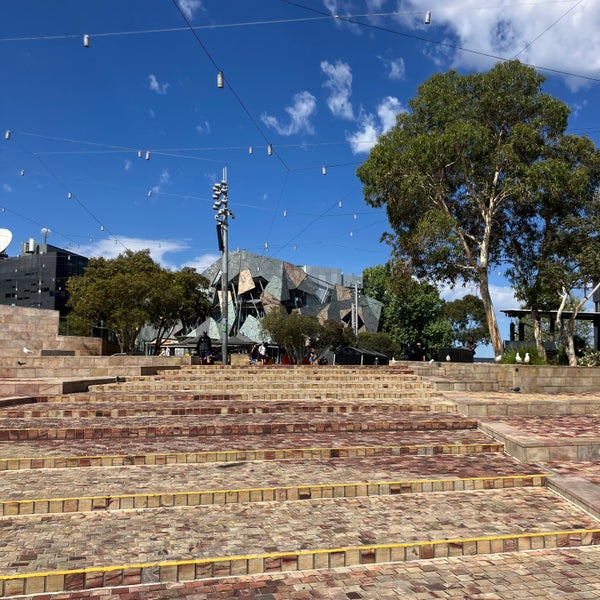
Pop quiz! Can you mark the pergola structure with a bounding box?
[501,308,600,351]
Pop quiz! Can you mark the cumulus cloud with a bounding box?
[321,60,354,120]
[3,184,13,192]
[261,91,317,136]
[148,74,169,95]
[395,1,600,90]
[347,96,405,154]
[79,237,190,266]
[177,0,203,20]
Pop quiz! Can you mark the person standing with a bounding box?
[196,331,212,364]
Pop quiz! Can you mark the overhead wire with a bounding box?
[277,0,600,84]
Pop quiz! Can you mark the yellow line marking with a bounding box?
[0,527,597,581]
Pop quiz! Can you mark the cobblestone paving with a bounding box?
[0,453,547,501]
[0,488,596,576]
[8,547,600,599]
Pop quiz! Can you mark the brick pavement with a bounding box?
[1,365,600,598]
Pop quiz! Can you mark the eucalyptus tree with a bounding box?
[357,60,598,358]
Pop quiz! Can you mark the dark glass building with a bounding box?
[0,240,88,316]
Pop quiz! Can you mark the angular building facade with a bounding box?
[201,250,382,342]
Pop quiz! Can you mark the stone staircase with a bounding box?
[1,364,600,597]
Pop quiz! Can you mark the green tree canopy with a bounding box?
[357,60,598,358]
[259,310,321,360]
[67,250,210,353]
[441,294,490,347]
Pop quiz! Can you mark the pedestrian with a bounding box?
[249,343,259,363]
[258,341,269,365]
[196,331,212,365]
[406,340,426,361]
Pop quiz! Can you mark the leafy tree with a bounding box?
[357,332,399,359]
[259,310,321,361]
[357,60,598,358]
[441,294,489,347]
[146,267,211,355]
[504,134,600,362]
[363,263,452,358]
[67,250,210,353]
[317,319,356,352]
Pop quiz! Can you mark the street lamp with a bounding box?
[212,167,234,366]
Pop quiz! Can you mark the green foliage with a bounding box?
[357,332,400,359]
[318,319,356,351]
[259,310,321,360]
[499,346,544,365]
[578,350,600,367]
[441,294,490,346]
[67,250,210,353]
[356,60,600,357]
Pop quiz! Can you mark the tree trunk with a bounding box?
[478,270,503,357]
[531,308,546,360]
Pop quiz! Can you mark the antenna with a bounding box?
[0,228,12,254]
[41,228,51,243]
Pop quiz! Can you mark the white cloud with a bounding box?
[397,1,600,90]
[3,184,13,192]
[321,60,354,120]
[148,74,169,95]
[195,121,211,134]
[377,96,403,132]
[381,56,406,80]
[261,91,317,136]
[177,0,203,20]
[79,237,191,267]
[124,160,132,172]
[159,170,171,185]
[347,97,405,154]
[347,113,379,155]
[183,253,221,273]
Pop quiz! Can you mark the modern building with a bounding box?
[200,249,382,343]
[0,238,88,316]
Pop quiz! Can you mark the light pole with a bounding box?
[212,167,234,366]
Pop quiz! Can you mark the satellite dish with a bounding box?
[0,228,12,253]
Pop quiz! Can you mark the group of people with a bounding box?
[249,341,270,365]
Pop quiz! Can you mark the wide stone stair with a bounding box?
[1,365,600,598]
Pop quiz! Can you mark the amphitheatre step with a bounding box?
[0,397,456,418]
[1,488,598,597]
[479,414,600,462]
[5,547,597,600]
[0,453,549,516]
[0,412,478,442]
[0,429,503,470]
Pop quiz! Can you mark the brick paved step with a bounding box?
[479,414,600,462]
[0,453,549,516]
[1,488,599,597]
[0,412,478,442]
[6,547,597,600]
[0,398,456,418]
[0,429,503,469]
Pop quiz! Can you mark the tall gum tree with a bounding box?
[357,60,575,357]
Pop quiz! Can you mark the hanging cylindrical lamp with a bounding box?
[137,150,142,158]
[267,144,273,156]
[67,192,72,199]
[425,11,431,24]
[148,190,152,197]
[20,170,25,176]
[4,131,11,141]
[322,166,327,175]
[145,151,151,160]
[83,34,90,47]
[248,147,253,155]
[217,71,224,88]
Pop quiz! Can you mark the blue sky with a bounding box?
[2,0,600,351]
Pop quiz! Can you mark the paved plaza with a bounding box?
[1,364,600,599]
